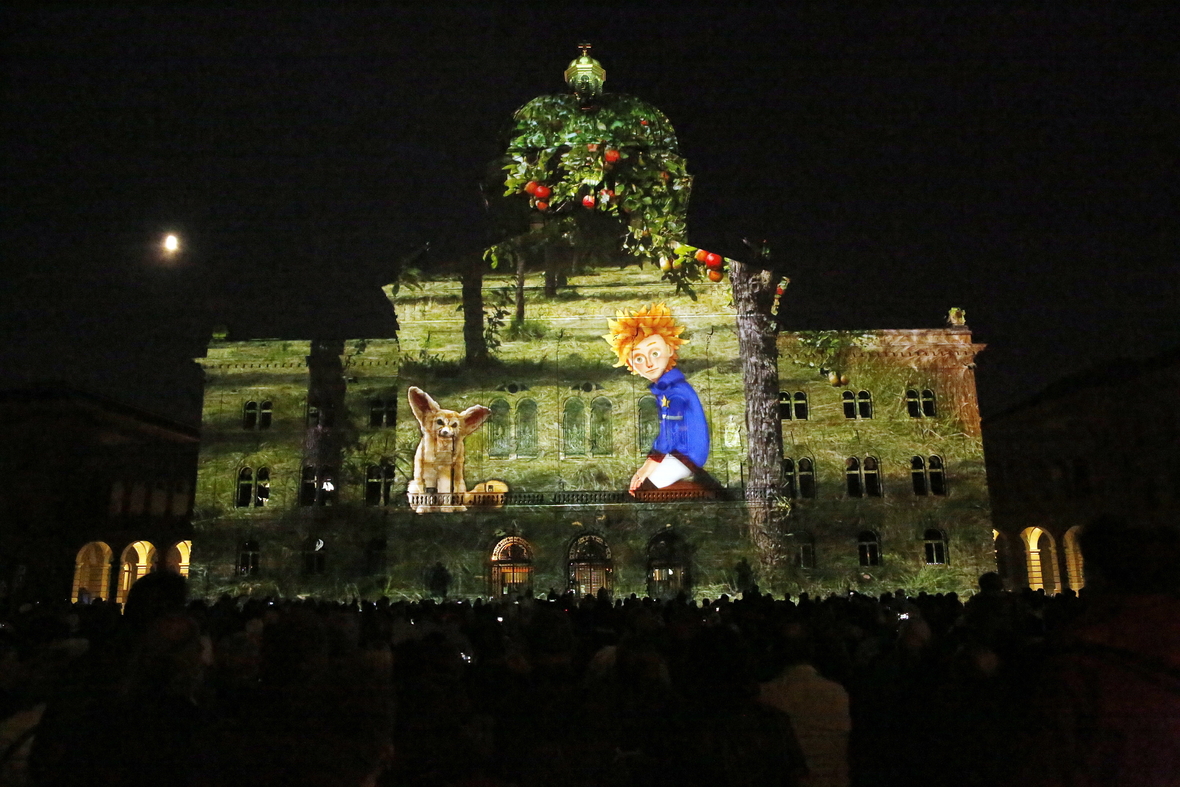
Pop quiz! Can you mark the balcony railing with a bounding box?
[404,487,742,509]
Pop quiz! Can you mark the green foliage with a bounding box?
[505,320,548,342]
[488,92,706,292]
[398,349,457,378]
[483,289,511,355]
[791,331,872,378]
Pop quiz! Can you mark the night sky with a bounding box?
[3,5,1175,426]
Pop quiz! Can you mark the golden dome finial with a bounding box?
[564,43,606,100]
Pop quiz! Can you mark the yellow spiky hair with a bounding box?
[603,302,688,371]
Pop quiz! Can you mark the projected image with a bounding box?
[605,303,718,498]
[406,386,490,513]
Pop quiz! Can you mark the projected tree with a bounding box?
[481,48,784,559]
[484,47,723,312]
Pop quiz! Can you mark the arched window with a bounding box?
[369,398,395,428]
[779,391,793,420]
[243,401,258,429]
[792,532,816,569]
[364,538,387,575]
[300,466,335,506]
[793,392,809,420]
[488,398,511,457]
[568,534,612,597]
[1063,526,1085,591]
[302,538,327,576]
[781,457,817,499]
[236,467,270,508]
[563,398,586,455]
[259,400,273,429]
[163,540,191,577]
[365,464,394,506]
[1022,527,1058,592]
[911,456,946,496]
[863,457,882,497]
[516,399,538,456]
[857,531,881,567]
[117,541,157,606]
[797,458,816,498]
[846,458,863,498]
[911,456,928,495]
[238,540,260,577]
[779,391,809,420]
[637,396,659,454]
[236,468,253,507]
[857,391,873,419]
[921,389,937,417]
[72,542,112,603]
[491,537,533,597]
[928,456,946,495]
[906,389,922,418]
[924,528,948,565]
[590,397,613,455]
[843,390,873,419]
[842,391,857,419]
[647,530,690,598]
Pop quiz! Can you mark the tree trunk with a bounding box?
[729,257,783,563]
[514,253,526,326]
[461,264,488,365]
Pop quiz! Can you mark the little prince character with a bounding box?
[604,303,710,494]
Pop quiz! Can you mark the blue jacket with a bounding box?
[650,367,710,469]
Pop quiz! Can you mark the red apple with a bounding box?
[640,119,649,126]
[694,249,708,262]
[707,269,724,282]
[524,181,539,195]
[582,194,596,208]
[776,286,785,295]
[533,184,551,199]
[704,252,722,268]
[605,149,620,163]
[535,201,548,212]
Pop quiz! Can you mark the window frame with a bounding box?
[923,528,948,565]
[858,531,881,567]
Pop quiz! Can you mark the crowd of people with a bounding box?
[0,516,1176,787]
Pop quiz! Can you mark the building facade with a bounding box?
[985,349,1180,592]
[0,387,197,606]
[190,268,994,600]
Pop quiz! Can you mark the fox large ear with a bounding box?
[458,405,491,434]
[407,387,440,425]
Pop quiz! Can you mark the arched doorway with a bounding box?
[1063,526,1085,591]
[647,529,691,598]
[163,540,191,577]
[72,542,112,603]
[116,541,157,606]
[490,537,533,597]
[568,534,612,597]
[1021,527,1059,593]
